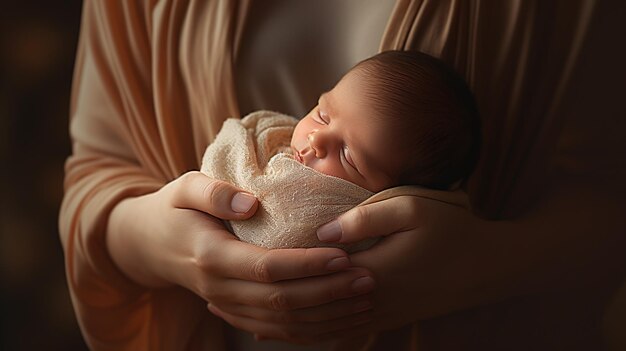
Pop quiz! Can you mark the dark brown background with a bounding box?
[1,1,87,350]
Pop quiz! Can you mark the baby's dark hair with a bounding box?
[352,50,481,190]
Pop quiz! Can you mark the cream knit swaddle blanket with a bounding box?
[200,110,376,252]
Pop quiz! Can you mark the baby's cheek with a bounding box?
[311,160,355,184]
[291,129,306,150]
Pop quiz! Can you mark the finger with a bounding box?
[211,243,353,282]
[207,304,373,344]
[169,171,258,220]
[214,294,373,323]
[316,196,421,244]
[217,268,375,311]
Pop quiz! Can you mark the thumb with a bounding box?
[169,171,258,220]
[316,197,419,244]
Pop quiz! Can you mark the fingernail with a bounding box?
[317,220,342,242]
[231,192,256,213]
[207,303,220,316]
[351,276,375,294]
[326,256,350,271]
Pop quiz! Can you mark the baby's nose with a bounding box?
[307,131,328,158]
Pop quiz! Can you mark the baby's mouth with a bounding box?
[293,148,304,164]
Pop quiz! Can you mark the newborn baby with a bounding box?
[201,50,480,252]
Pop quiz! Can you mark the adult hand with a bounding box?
[106,171,376,343]
[314,181,626,344]
[316,195,497,333]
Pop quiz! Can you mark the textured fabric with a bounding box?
[59,0,624,350]
[381,0,602,219]
[200,111,376,252]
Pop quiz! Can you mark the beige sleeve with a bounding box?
[59,2,214,350]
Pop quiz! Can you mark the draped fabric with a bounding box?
[382,0,597,219]
[60,0,624,350]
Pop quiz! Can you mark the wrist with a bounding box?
[106,195,172,288]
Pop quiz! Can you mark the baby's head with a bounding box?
[291,50,480,192]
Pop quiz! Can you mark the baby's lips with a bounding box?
[292,147,304,164]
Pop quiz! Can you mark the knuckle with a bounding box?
[251,255,274,282]
[192,240,219,273]
[327,284,344,301]
[201,180,226,207]
[192,259,218,299]
[194,252,215,273]
[268,289,291,311]
[393,196,422,231]
[195,278,214,301]
[404,196,423,216]
[301,249,318,275]
[177,171,200,189]
[349,206,371,230]
[168,172,196,203]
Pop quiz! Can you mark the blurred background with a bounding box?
[0,1,88,350]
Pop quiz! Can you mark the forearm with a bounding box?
[106,194,173,288]
[60,153,165,287]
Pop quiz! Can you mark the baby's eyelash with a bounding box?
[342,145,357,170]
[317,110,329,124]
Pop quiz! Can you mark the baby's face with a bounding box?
[291,71,399,192]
